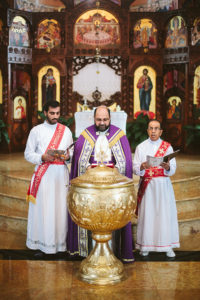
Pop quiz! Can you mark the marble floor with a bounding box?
[0,258,200,300]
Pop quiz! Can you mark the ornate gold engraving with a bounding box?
[67,164,136,285]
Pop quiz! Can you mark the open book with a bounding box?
[147,150,180,167]
[47,142,76,158]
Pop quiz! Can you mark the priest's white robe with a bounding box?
[24,121,73,253]
[133,138,180,252]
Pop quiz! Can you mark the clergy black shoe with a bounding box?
[33,251,44,259]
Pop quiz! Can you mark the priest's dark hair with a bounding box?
[94,106,111,118]
[43,100,60,112]
[147,119,162,129]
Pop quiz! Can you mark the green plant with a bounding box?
[183,124,200,147]
[126,113,149,150]
[0,104,10,145]
[0,119,10,144]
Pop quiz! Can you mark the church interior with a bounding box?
[0,0,200,299]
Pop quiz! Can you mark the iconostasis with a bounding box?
[0,0,199,152]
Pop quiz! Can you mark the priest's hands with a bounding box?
[42,153,55,162]
[140,162,150,171]
[60,149,70,161]
[42,149,70,162]
[160,161,170,171]
[140,160,170,171]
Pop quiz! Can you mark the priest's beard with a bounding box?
[95,122,110,132]
[46,116,58,125]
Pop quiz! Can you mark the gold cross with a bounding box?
[149,170,154,176]
[159,149,164,154]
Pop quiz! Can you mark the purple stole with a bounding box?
[67,124,134,263]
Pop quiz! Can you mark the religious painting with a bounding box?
[193,66,200,120]
[191,18,200,46]
[134,66,156,119]
[130,0,178,12]
[14,0,65,12]
[74,0,121,4]
[14,96,26,120]
[165,16,187,48]
[163,69,185,94]
[74,10,120,49]
[133,19,157,49]
[0,69,2,105]
[38,66,60,111]
[37,19,61,49]
[167,96,181,120]
[9,16,30,48]
[12,70,31,93]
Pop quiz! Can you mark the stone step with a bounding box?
[176,196,200,220]
[0,230,27,249]
[178,217,200,251]
[172,176,200,199]
[0,193,28,218]
[0,214,27,235]
[0,172,30,195]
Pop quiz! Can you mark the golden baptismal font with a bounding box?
[67,164,136,285]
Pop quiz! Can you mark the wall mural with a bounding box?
[133,19,157,49]
[134,66,156,119]
[74,10,120,49]
[193,66,200,120]
[37,19,61,49]
[12,70,31,93]
[14,96,26,120]
[191,18,200,46]
[15,0,65,12]
[74,0,121,5]
[9,16,30,48]
[167,96,181,120]
[130,0,178,12]
[42,68,56,106]
[165,16,187,48]
[163,69,185,94]
[38,66,60,111]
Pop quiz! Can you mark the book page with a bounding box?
[146,155,163,167]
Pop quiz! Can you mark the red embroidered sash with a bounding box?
[26,123,65,204]
[135,141,170,216]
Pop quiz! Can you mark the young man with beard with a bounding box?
[67,105,134,263]
[25,101,73,255]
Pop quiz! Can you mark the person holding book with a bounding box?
[133,119,180,257]
[25,100,73,255]
[67,105,134,263]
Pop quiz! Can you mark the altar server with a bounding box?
[25,101,73,254]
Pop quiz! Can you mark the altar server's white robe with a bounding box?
[133,138,180,252]
[24,121,73,253]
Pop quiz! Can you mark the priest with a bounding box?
[67,105,134,263]
[133,119,180,257]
